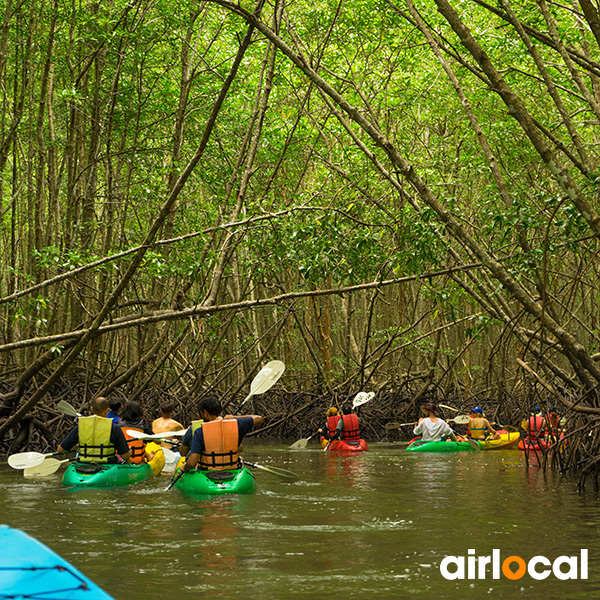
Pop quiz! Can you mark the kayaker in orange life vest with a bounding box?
[57,396,132,464]
[334,404,361,441]
[522,406,547,441]
[318,406,341,441]
[180,396,263,473]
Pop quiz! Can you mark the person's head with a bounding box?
[341,404,353,416]
[471,407,483,416]
[531,405,541,415]
[421,402,437,416]
[108,398,122,413]
[91,396,110,417]
[160,401,175,417]
[121,401,144,424]
[326,407,338,417]
[200,396,222,420]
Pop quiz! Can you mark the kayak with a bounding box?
[0,525,115,599]
[320,437,369,452]
[406,439,476,452]
[478,431,520,450]
[62,443,165,488]
[173,466,256,495]
[518,434,565,451]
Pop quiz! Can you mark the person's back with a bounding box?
[152,402,184,434]
[413,403,456,442]
[336,404,361,441]
[526,407,545,440]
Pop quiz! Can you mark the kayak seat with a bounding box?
[75,464,108,474]
[206,471,236,482]
[345,441,361,447]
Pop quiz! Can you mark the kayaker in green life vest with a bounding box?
[180,396,263,473]
[467,407,501,441]
[57,396,132,464]
[334,404,361,441]
[413,403,458,442]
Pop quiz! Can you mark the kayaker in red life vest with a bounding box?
[467,407,501,441]
[180,397,263,473]
[57,396,132,464]
[318,406,341,441]
[334,404,361,441]
[413,403,458,442]
[523,406,546,442]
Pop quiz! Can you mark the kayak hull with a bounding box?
[518,435,565,451]
[478,431,520,450]
[173,467,256,495]
[0,525,115,599]
[406,440,476,452]
[320,437,369,452]
[63,461,153,488]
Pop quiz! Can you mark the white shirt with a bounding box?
[413,417,454,442]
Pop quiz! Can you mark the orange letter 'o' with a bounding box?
[502,556,527,580]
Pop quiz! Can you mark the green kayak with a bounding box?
[406,439,477,453]
[173,467,256,495]
[62,461,154,488]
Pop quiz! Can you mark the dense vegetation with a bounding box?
[3,0,600,477]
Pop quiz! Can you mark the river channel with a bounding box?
[1,441,599,599]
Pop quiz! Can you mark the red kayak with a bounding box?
[518,434,565,452]
[321,437,369,452]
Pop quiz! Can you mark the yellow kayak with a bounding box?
[477,431,520,450]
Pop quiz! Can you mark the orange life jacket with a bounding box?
[527,416,545,440]
[326,415,341,438]
[340,414,360,441]
[121,426,146,464]
[199,418,240,471]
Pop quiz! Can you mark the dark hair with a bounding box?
[108,398,122,412]
[160,401,175,415]
[341,404,353,415]
[121,401,144,423]
[200,396,222,418]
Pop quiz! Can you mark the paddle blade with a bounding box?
[57,400,80,417]
[352,391,375,408]
[245,461,299,480]
[451,415,470,425]
[24,458,68,477]
[290,438,309,449]
[467,438,482,451]
[250,360,285,395]
[439,403,459,412]
[8,452,49,469]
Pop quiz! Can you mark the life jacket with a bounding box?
[121,426,146,464]
[326,415,341,438]
[78,416,116,463]
[527,415,545,440]
[192,419,204,433]
[340,414,360,441]
[199,418,239,471]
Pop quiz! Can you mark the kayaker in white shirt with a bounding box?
[413,403,457,442]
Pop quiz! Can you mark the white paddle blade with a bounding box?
[57,400,80,417]
[439,403,459,412]
[290,438,309,449]
[126,429,187,440]
[451,415,470,425]
[24,458,69,477]
[8,452,50,469]
[467,438,482,451]
[250,360,285,395]
[352,391,375,408]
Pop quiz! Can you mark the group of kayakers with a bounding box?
[56,395,263,475]
[317,404,362,446]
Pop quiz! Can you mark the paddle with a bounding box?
[290,431,318,449]
[125,429,187,441]
[244,461,299,480]
[57,400,81,417]
[384,422,415,429]
[23,457,74,477]
[385,415,470,430]
[165,469,185,491]
[352,391,375,408]
[232,360,285,415]
[439,403,459,412]
[8,451,64,470]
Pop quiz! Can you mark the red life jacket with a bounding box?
[121,426,146,464]
[199,418,240,471]
[326,415,341,438]
[340,414,360,441]
[527,416,545,440]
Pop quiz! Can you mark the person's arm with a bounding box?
[413,421,423,436]
[181,452,199,473]
[57,427,79,453]
[178,428,193,458]
[443,421,457,441]
[224,414,264,427]
[485,419,497,434]
[182,429,203,472]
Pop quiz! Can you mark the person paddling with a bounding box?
[120,400,155,464]
[522,406,546,444]
[318,406,340,445]
[57,397,132,464]
[177,399,207,459]
[152,401,184,450]
[413,403,457,442]
[180,396,263,474]
[334,404,361,442]
[467,407,500,441]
